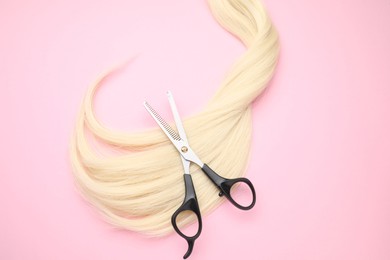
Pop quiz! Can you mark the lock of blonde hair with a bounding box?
[70,0,279,236]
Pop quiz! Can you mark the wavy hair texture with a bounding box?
[70,0,279,236]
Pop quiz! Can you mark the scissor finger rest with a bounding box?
[144,92,256,258]
[171,174,202,259]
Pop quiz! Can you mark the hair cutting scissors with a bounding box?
[144,91,256,259]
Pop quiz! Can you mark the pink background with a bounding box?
[1,0,389,259]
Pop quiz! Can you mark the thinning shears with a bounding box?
[144,91,256,259]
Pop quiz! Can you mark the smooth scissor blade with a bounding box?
[166,91,188,143]
[166,91,191,174]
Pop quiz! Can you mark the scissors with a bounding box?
[144,91,256,259]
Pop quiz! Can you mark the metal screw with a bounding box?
[181,146,188,153]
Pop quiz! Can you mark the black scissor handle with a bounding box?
[201,164,256,210]
[171,174,202,259]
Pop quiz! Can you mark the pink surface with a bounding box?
[1,0,390,259]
